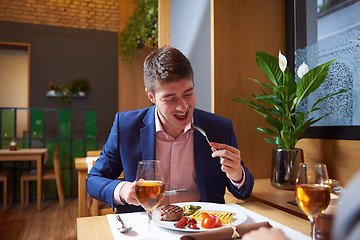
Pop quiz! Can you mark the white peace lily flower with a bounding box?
[278,50,287,72]
[297,62,309,79]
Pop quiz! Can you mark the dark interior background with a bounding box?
[0,21,118,147]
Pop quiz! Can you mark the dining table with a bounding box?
[77,201,311,240]
[0,148,48,210]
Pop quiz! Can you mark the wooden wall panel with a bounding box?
[211,0,286,178]
[118,48,153,111]
[158,0,171,47]
[296,138,360,186]
[118,0,153,111]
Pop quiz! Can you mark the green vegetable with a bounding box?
[183,205,201,216]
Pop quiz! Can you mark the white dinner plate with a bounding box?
[152,202,247,232]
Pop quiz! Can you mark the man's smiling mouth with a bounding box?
[174,111,188,120]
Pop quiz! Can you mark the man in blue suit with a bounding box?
[86,46,254,213]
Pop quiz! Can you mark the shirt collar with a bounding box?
[155,107,193,134]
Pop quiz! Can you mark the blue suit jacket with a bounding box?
[86,106,254,213]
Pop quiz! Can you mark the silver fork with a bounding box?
[191,124,217,151]
[116,214,132,233]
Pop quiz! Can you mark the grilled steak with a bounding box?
[160,205,183,221]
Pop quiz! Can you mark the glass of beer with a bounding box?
[296,163,331,239]
[135,160,165,233]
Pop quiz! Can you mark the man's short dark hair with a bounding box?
[143,46,194,94]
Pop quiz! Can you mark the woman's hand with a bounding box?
[242,227,290,240]
[210,142,243,183]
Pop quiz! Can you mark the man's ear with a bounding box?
[145,88,156,104]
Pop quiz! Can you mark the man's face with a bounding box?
[146,78,196,138]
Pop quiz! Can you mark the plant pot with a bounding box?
[47,90,57,96]
[271,148,304,190]
[78,91,86,97]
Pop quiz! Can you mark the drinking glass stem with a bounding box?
[147,210,153,232]
[310,217,315,240]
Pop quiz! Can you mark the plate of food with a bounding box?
[152,202,247,232]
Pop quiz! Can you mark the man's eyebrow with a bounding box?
[184,87,194,93]
[161,93,176,98]
[161,87,194,98]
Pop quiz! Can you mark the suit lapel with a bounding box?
[140,106,156,160]
[193,109,209,200]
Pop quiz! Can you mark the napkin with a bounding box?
[180,222,272,240]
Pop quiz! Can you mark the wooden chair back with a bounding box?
[53,145,61,176]
[53,145,64,207]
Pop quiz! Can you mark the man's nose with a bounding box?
[176,98,188,111]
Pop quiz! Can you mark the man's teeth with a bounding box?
[176,113,186,118]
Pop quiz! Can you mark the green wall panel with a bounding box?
[86,139,97,152]
[62,169,71,198]
[86,110,97,139]
[30,139,44,149]
[59,140,71,168]
[72,139,85,165]
[1,140,10,149]
[17,139,29,149]
[59,110,71,138]
[0,108,97,200]
[44,180,57,198]
[30,109,44,138]
[1,109,15,139]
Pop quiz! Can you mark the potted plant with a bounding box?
[70,77,90,97]
[47,82,58,96]
[119,0,158,62]
[233,51,347,189]
[56,83,72,107]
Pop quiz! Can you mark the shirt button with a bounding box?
[173,164,176,167]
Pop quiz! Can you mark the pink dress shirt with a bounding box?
[154,109,200,205]
[113,108,245,205]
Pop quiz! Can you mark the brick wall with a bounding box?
[0,0,119,32]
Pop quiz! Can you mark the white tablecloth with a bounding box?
[107,203,310,240]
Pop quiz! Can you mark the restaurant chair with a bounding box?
[87,150,101,157]
[85,150,120,216]
[88,172,124,216]
[0,171,13,210]
[20,146,64,210]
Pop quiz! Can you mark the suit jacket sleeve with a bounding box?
[86,113,123,210]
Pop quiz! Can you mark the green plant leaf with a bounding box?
[267,108,281,116]
[285,69,296,93]
[275,137,281,147]
[253,94,281,107]
[265,115,283,132]
[256,127,275,136]
[256,52,283,86]
[295,112,306,128]
[119,0,158,62]
[274,85,295,105]
[309,89,348,112]
[249,78,274,90]
[233,52,347,149]
[296,59,335,105]
[265,138,277,145]
[233,97,270,118]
